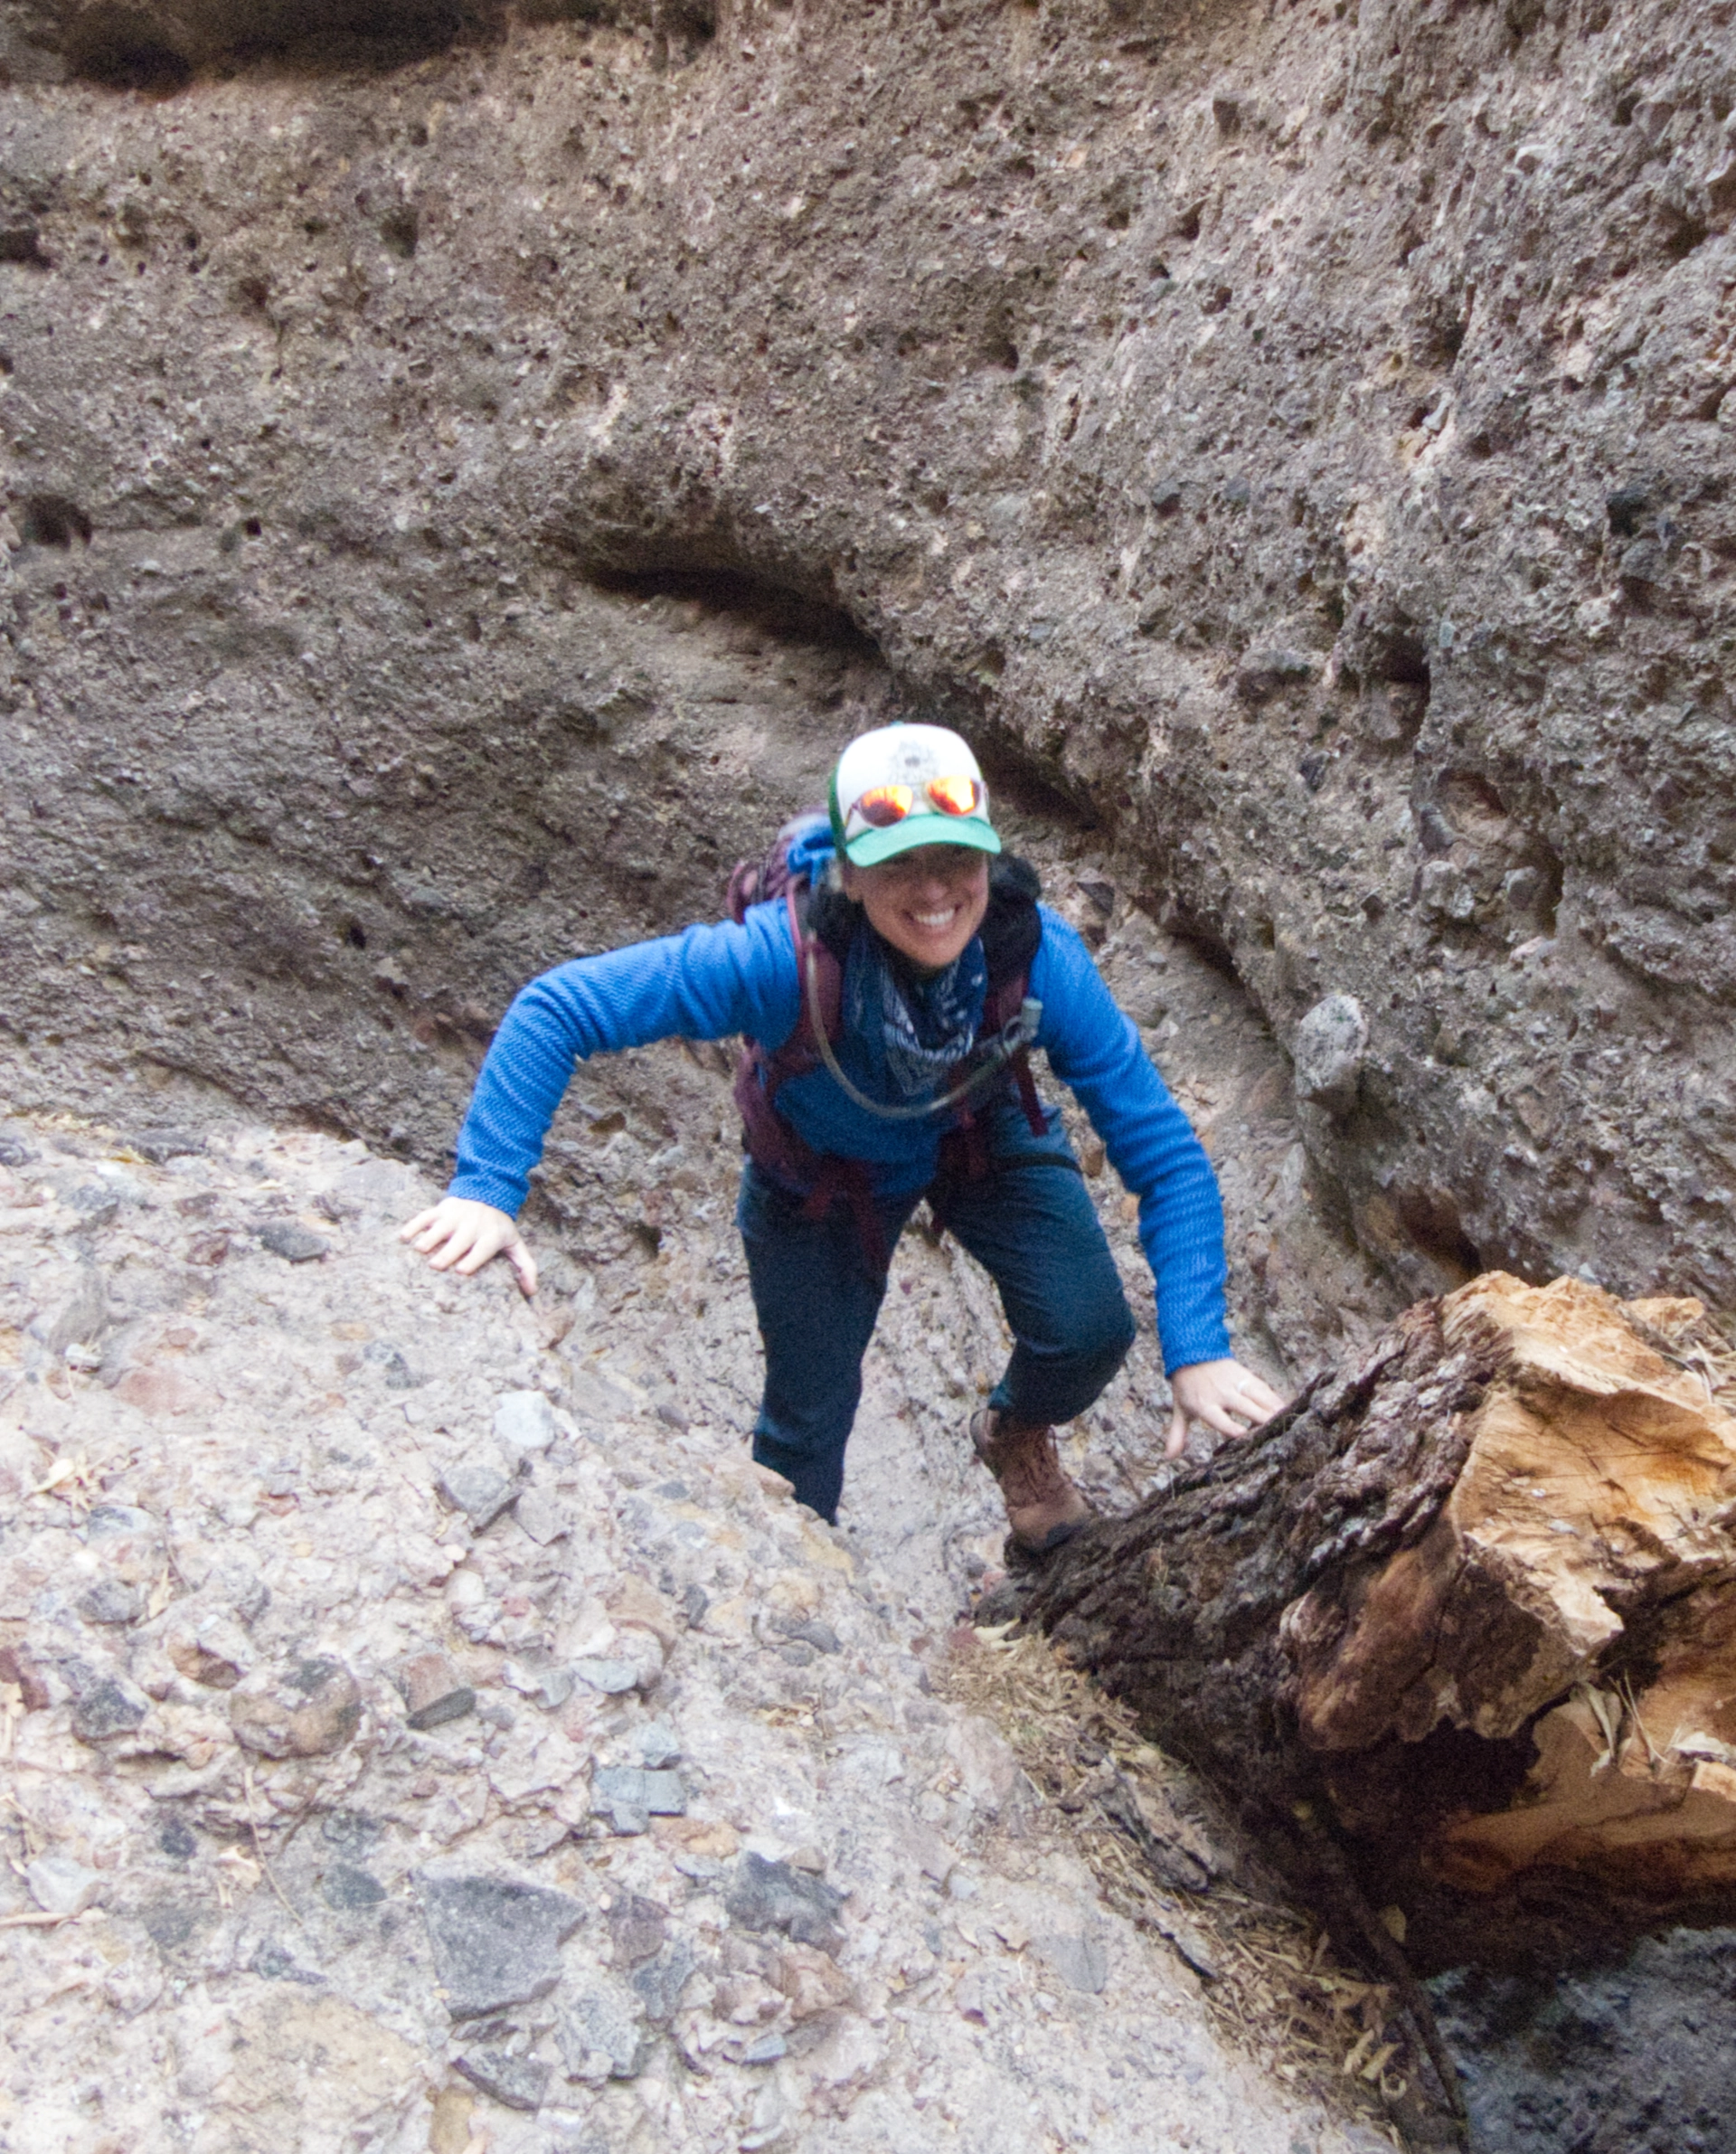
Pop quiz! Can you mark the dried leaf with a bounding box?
[1359,2040,1399,2083]
[1342,2026,1377,2076]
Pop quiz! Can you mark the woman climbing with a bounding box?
[401,722,1285,1554]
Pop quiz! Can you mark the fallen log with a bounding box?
[1025,1273,1736,1973]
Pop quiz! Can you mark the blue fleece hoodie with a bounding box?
[448,900,1231,1374]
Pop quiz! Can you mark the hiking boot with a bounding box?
[970,1408,1092,1556]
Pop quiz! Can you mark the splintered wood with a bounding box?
[1285,1276,1736,1895]
[1028,1270,1736,1952]
[1441,1281,1736,1892]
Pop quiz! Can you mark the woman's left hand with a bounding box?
[1165,1357,1289,1459]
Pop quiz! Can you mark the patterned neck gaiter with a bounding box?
[842,926,988,1101]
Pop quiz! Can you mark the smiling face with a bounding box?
[840,845,991,972]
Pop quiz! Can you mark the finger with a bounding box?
[1194,1401,1257,1440]
[506,1239,538,1298]
[1165,1403,1188,1460]
[410,1221,458,1255]
[400,1207,440,1242]
[1237,1376,1288,1418]
[451,1234,502,1277]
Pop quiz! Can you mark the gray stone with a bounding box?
[320,1809,384,1853]
[1291,993,1369,1118]
[590,1765,651,1835]
[257,1220,331,1263]
[643,1770,687,1817]
[636,1720,681,1769]
[68,1183,119,1231]
[1618,536,1666,585]
[77,1577,146,1626]
[252,1940,324,1985]
[1420,857,1476,922]
[26,1854,103,1915]
[456,2049,552,2112]
[83,1503,156,1542]
[212,1564,271,1626]
[159,1817,197,1864]
[72,1674,150,1743]
[493,1388,558,1464]
[438,1464,519,1532]
[1034,1929,1109,1995]
[559,1978,651,2083]
[725,1853,846,1956]
[502,1655,573,1711]
[362,1341,422,1390]
[420,1873,585,2019]
[573,1657,639,1696]
[320,1863,387,1911]
[788,1620,841,1655]
[741,2032,788,2065]
[630,1937,696,2023]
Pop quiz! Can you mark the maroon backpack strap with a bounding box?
[725,861,762,925]
[761,884,840,1091]
[973,965,1045,1138]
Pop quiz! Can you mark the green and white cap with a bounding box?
[828,723,1001,867]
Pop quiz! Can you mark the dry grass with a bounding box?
[936,1621,1413,2149]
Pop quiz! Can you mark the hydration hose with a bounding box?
[803,943,1043,1123]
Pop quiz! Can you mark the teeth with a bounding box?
[912,911,956,928]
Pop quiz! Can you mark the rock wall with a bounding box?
[1,0,1733,1310]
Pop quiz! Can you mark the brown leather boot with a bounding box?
[970,1408,1093,1555]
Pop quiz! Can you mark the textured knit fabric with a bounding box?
[739,1097,1135,1521]
[449,900,1231,1373]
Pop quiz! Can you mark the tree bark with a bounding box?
[1025,1273,1736,1971]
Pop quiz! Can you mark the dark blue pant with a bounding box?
[737,1098,1136,1522]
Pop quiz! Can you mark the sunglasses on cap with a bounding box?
[844,773,985,833]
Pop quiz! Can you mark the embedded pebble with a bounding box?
[257,1221,332,1263]
[456,2049,552,2112]
[26,1855,103,1917]
[420,1875,586,2018]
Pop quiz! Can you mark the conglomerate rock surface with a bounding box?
[0,0,1731,1318]
[0,1107,1392,2154]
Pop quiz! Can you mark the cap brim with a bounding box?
[843,816,1002,867]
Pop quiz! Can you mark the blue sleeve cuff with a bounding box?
[447,1170,532,1218]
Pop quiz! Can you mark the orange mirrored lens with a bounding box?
[926,774,982,817]
[854,784,914,827]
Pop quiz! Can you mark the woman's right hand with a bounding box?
[399,1196,538,1297]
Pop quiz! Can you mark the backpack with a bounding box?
[725,812,1047,1266]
